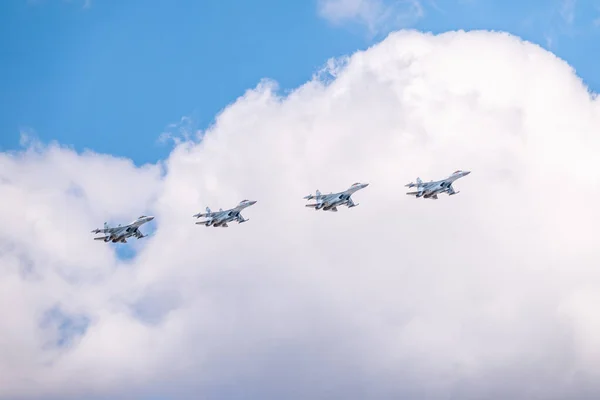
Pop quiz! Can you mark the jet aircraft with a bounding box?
[405,170,470,199]
[193,199,257,227]
[303,182,369,212]
[91,215,154,243]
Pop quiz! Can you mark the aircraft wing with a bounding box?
[92,223,126,236]
[91,227,117,234]
[112,226,127,235]
[194,209,230,218]
[193,211,216,218]
[209,211,228,221]
[133,228,146,238]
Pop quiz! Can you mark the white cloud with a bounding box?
[2,30,600,399]
[317,0,424,34]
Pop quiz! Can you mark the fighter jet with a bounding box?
[91,215,154,243]
[405,170,470,199]
[193,199,257,227]
[303,182,369,212]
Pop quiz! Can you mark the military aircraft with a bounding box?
[193,199,257,227]
[405,170,470,199]
[91,215,154,243]
[303,182,369,212]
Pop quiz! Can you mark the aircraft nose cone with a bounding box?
[464,171,471,175]
[250,200,257,205]
[147,216,155,221]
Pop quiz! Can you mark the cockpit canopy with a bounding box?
[452,170,463,174]
[138,215,148,219]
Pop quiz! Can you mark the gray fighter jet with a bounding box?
[304,182,369,212]
[405,170,470,199]
[91,215,154,243]
[193,199,257,227]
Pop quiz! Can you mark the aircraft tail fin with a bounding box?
[206,206,211,214]
[104,222,108,230]
[416,177,422,185]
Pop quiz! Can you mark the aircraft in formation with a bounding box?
[193,199,257,227]
[91,171,469,241]
[303,182,369,212]
[405,170,470,199]
[91,215,154,243]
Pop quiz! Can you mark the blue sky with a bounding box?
[2,0,600,165]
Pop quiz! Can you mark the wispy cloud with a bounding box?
[27,0,91,9]
[158,116,200,146]
[560,0,576,25]
[544,33,554,49]
[317,0,424,35]
[522,0,580,50]
[593,4,600,27]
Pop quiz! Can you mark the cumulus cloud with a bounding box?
[317,0,424,34]
[2,30,600,399]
